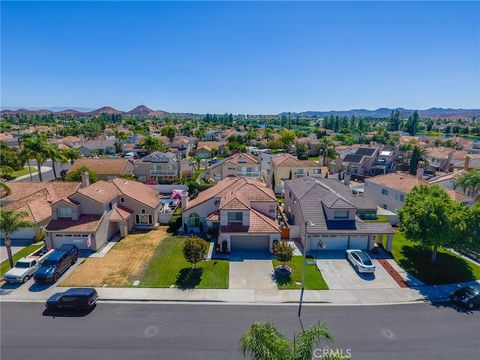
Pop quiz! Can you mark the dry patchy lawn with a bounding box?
[61,227,168,287]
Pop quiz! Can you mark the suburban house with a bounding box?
[453,155,480,171]
[268,153,327,194]
[205,153,260,183]
[195,141,227,159]
[0,181,81,240]
[340,147,379,176]
[295,135,321,156]
[133,152,181,183]
[67,158,134,181]
[182,177,281,253]
[364,171,473,214]
[425,148,468,172]
[74,137,116,156]
[284,177,395,253]
[45,176,161,251]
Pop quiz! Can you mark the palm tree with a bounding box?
[408,146,429,175]
[318,138,336,166]
[46,145,68,179]
[113,129,129,153]
[455,169,480,200]
[0,210,33,268]
[22,134,50,181]
[62,148,80,165]
[240,321,346,360]
[141,135,168,153]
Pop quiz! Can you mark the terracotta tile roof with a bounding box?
[365,173,422,193]
[426,147,468,161]
[271,153,318,168]
[209,152,258,170]
[112,178,161,209]
[69,158,132,176]
[220,208,280,233]
[77,180,120,204]
[110,206,133,221]
[185,177,276,211]
[46,214,103,232]
[206,211,220,221]
[2,181,81,224]
[196,141,227,151]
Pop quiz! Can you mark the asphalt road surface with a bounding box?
[1,302,478,360]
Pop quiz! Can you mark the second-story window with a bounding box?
[334,210,349,219]
[228,212,243,223]
[108,202,113,211]
[269,204,276,213]
[381,188,389,196]
[120,197,125,203]
[58,207,72,218]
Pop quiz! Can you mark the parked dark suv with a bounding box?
[34,244,79,283]
[46,288,98,310]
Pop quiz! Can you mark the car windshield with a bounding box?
[15,261,31,268]
[462,287,478,297]
[42,259,57,267]
[357,252,373,266]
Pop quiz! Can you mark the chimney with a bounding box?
[344,173,351,187]
[181,191,188,210]
[446,151,454,172]
[464,156,471,171]
[81,171,90,188]
[416,166,424,181]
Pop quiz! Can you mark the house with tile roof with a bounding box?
[182,177,281,253]
[195,141,227,159]
[268,153,327,194]
[205,153,261,183]
[284,176,395,253]
[67,158,134,181]
[339,147,380,176]
[364,171,474,214]
[0,181,81,240]
[45,176,161,251]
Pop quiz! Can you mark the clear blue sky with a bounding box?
[1,1,479,114]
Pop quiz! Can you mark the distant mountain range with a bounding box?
[0,105,168,117]
[281,108,480,118]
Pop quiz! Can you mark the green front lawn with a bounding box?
[364,215,390,223]
[139,236,229,289]
[9,166,36,178]
[272,256,328,290]
[0,243,44,277]
[391,232,480,285]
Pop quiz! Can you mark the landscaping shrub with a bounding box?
[168,214,182,233]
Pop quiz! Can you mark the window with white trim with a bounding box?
[227,212,243,223]
[334,210,349,219]
[58,207,72,218]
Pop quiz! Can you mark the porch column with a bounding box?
[367,234,375,251]
[376,234,384,247]
[385,233,394,252]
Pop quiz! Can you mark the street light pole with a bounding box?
[298,220,313,317]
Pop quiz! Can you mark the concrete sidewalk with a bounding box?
[2,280,479,305]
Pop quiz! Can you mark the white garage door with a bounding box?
[53,234,90,249]
[348,236,369,250]
[311,236,348,250]
[230,235,270,252]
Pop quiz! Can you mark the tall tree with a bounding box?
[398,185,464,262]
[455,169,480,200]
[141,135,168,153]
[408,146,429,175]
[62,148,80,165]
[22,134,50,181]
[0,210,33,268]
[46,145,67,179]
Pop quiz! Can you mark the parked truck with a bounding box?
[3,245,53,284]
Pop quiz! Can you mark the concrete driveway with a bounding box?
[229,253,277,290]
[315,251,400,290]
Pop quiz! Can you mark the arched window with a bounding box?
[188,213,200,227]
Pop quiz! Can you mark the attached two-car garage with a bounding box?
[53,234,91,250]
[310,235,369,251]
[230,235,270,252]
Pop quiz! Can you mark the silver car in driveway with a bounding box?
[3,246,53,283]
[345,249,376,274]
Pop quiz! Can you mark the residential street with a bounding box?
[1,302,478,360]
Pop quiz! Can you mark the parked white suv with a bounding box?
[346,249,375,274]
[3,246,53,283]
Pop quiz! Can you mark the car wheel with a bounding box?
[453,296,459,302]
[53,273,60,283]
[22,275,30,283]
[354,265,359,272]
[468,303,474,309]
